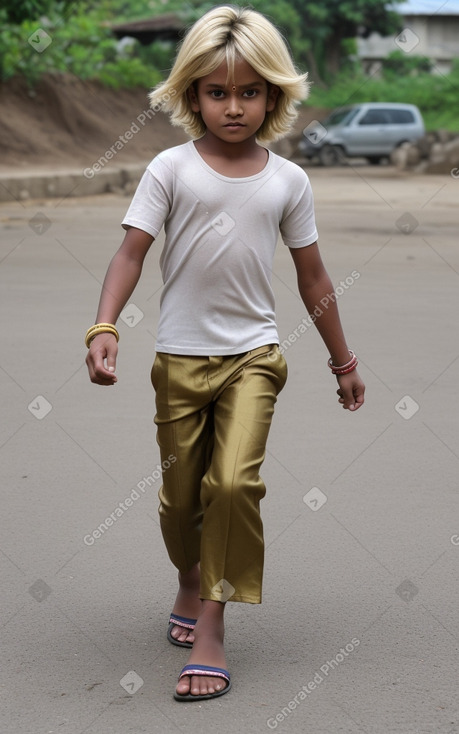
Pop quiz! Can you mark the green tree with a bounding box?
[2,0,76,24]
[279,0,402,82]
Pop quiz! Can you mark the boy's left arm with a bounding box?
[289,243,365,411]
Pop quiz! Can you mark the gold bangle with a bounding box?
[85,324,118,341]
[86,328,118,347]
[85,327,119,348]
[85,323,119,349]
[86,324,119,341]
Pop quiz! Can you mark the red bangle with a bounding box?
[333,361,358,375]
[328,350,358,375]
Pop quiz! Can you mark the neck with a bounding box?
[195,130,261,159]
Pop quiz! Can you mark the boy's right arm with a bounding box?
[86,226,154,385]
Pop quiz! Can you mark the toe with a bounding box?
[176,674,228,698]
[180,628,194,644]
[172,625,194,644]
[176,676,191,696]
[191,676,206,696]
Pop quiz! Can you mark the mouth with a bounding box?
[224,123,245,128]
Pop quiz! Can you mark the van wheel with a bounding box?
[318,145,345,166]
[367,156,383,165]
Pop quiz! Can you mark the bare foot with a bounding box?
[175,600,228,697]
[170,563,202,646]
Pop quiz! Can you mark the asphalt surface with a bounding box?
[1,164,458,734]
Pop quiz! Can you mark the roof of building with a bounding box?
[108,13,184,44]
[395,0,459,15]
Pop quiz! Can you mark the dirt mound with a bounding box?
[0,74,188,172]
[0,74,327,173]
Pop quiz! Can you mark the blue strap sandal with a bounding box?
[174,664,232,701]
[167,613,197,648]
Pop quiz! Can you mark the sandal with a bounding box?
[167,613,197,649]
[174,664,231,701]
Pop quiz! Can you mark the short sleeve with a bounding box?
[279,171,318,248]
[121,156,172,238]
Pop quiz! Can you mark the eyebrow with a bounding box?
[204,81,264,89]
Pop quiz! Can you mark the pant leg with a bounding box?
[152,353,213,574]
[200,345,287,604]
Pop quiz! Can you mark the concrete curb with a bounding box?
[0,164,146,203]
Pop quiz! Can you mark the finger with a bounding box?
[90,335,118,380]
[104,344,118,376]
[340,386,356,411]
[351,385,365,410]
[86,352,117,385]
[88,364,117,385]
[94,361,117,383]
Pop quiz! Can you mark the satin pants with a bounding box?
[151,344,287,604]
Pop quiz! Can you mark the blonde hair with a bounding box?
[148,5,309,142]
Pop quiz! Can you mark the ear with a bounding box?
[188,82,200,112]
[266,84,280,112]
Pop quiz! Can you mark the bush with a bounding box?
[0,4,161,88]
[382,50,432,77]
[307,63,459,132]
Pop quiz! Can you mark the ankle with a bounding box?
[178,564,200,589]
[195,600,225,630]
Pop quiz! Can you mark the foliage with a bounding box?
[0,3,161,88]
[136,40,176,77]
[1,0,458,131]
[3,0,62,24]
[304,0,403,81]
[307,63,459,132]
[0,0,405,88]
[382,50,433,77]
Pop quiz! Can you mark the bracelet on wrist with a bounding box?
[327,349,358,376]
[85,323,119,349]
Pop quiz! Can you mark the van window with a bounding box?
[359,108,415,125]
[323,107,360,126]
[386,109,415,124]
[359,109,390,125]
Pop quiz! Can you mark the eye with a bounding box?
[243,89,258,98]
[210,90,225,99]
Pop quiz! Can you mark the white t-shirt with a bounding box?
[122,141,318,355]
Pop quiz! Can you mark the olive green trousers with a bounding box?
[151,344,287,604]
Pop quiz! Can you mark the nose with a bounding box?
[225,93,243,116]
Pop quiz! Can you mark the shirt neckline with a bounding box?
[189,140,273,182]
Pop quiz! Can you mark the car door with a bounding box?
[345,108,392,155]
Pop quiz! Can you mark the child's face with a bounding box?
[189,58,278,144]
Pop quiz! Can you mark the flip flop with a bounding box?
[167,613,197,649]
[173,664,232,701]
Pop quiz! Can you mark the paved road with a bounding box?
[1,165,458,734]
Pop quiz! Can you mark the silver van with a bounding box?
[299,103,425,165]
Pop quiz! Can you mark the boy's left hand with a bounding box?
[336,370,365,411]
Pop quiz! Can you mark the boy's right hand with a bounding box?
[86,333,118,385]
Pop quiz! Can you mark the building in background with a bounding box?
[109,14,183,45]
[358,0,459,74]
